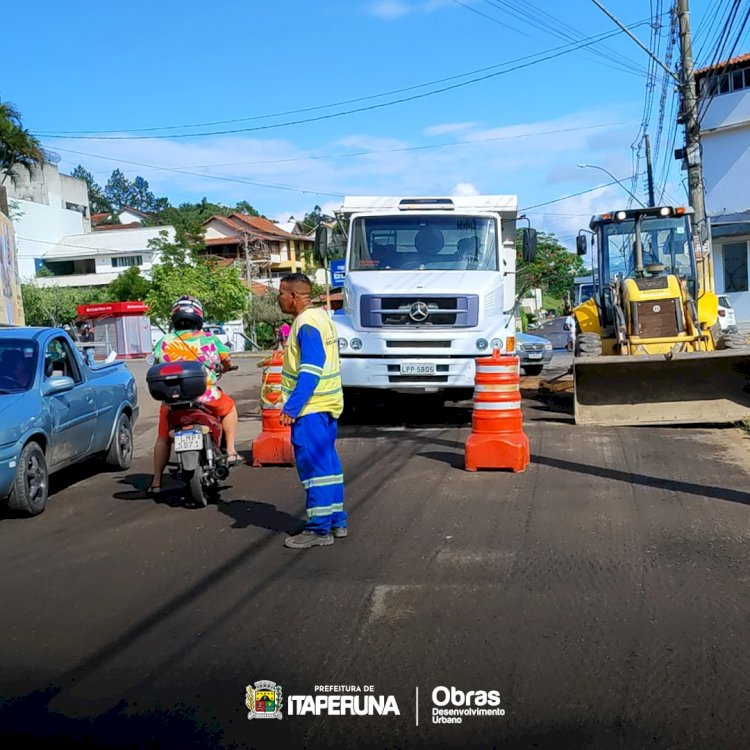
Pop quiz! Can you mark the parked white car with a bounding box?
[717,296,737,333]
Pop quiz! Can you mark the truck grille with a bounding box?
[360,295,479,327]
[631,299,682,337]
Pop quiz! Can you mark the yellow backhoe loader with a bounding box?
[573,205,750,426]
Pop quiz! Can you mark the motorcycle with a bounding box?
[146,358,238,507]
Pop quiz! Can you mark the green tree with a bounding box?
[516,231,586,302]
[21,283,107,327]
[132,175,170,213]
[107,266,151,301]
[0,101,44,186]
[299,205,323,233]
[145,232,249,326]
[155,198,262,237]
[104,169,137,210]
[71,165,111,214]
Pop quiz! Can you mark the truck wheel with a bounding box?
[106,413,133,470]
[717,332,749,350]
[575,332,603,357]
[8,442,49,516]
[184,466,207,508]
[522,365,543,376]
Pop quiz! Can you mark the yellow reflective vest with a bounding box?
[282,307,344,419]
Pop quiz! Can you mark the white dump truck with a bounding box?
[316,195,536,401]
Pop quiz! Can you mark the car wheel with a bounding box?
[8,442,49,516]
[106,412,133,470]
[522,365,543,376]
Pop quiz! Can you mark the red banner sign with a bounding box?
[76,301,149,316]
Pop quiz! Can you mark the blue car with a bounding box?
[516,332,554,375]
[0,327,139,515]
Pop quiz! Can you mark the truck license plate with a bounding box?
[174,430,203,452]
[399,362,436,375]
[528,353,543,360]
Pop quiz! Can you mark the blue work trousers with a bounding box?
[291,412,346,535]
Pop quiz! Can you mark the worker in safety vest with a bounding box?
[277,273,346,549]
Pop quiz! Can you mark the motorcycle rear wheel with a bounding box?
[184,465,208,508]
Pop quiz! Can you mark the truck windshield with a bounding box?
[602,215,696,284]
[0,339,38,393]
[350,215,498,271]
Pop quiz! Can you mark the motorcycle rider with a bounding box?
[148,296,241,496]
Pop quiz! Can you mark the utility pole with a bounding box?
[644,133,656,207]
[676,0,708,244]
[243,231,256,342]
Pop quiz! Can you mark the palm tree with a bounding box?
[0,101,44,186]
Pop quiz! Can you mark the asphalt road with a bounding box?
[1,353,749,749]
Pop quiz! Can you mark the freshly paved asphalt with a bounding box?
[1,352,749,749]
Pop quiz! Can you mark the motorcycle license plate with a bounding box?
[528,353,543,360]
[174,430,203,452]
[399,362,436,375]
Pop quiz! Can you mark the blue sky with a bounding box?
[3,0,726,246]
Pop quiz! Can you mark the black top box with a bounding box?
[147,360,207,402]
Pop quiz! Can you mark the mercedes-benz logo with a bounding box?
[409,301,430,322]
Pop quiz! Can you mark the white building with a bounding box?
[4,154,91,280]
[35,225,176,288]
[696,52,750,321]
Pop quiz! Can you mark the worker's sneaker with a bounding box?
[332,527,348,539]
[283,530,334,549]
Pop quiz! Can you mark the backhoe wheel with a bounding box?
[717,332,749,350]
[575,332,603,358]
[8,442,49,516]
[184,466,208,508]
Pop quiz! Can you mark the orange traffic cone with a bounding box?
[251,349,295,467]
[464,349,530,472]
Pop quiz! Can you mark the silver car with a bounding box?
[516,332,553,375]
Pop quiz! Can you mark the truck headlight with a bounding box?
[476,338,488,350]
[350,338,362,350]
[338,338,348,352]
[490,338,502,349]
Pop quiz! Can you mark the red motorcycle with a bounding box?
[146,359,237,507]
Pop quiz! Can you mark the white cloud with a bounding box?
[451,182,480,196]
[367,1,411,20]
[423,122,479,136]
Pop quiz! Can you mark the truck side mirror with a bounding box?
[576,235,587,256]
[314,225,329,263]
[522,228,537,262]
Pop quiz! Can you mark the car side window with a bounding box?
[45,337,83,384]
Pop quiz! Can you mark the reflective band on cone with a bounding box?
[465,348,529,472]
[252,349,295,467]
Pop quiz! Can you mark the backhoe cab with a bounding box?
[572,205,750,426]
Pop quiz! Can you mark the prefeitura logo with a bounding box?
[245,680,283,720]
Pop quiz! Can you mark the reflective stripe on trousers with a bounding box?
[291,412,346,534]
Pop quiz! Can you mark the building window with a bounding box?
[723,242,748,293]
[111,255,143,268]
[700,65,750,97]
[65,202,88,217]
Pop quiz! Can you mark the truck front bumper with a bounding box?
[340,355,479,392]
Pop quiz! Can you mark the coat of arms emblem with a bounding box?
[246,680,283,720]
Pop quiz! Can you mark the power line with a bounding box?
[55,120,629,175]
[519,176,641,211]
[35,24,654,141]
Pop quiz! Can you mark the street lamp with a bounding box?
[576,163,646,208]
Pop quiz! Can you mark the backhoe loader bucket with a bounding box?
[574,350,750,426]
